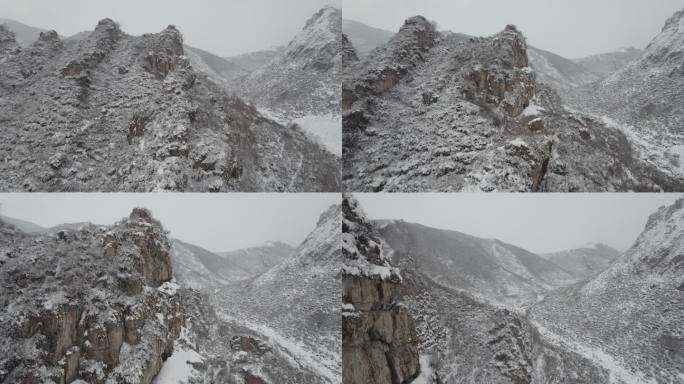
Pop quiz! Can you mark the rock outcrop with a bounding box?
[0,25,19,55]
[342,195,419,384]
[341,33,358,66]
[0,18,339,192]
[0,209,184,384]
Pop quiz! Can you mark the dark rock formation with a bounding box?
[342,195,419,384]
[341,33,358,66]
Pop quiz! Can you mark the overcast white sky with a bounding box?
[356,193,682,253]
[0,0,341,56]
[343,0,684,57]
[0,193,338,252]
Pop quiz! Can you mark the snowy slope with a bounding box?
[214,204,342,383]
[530,198,684,384]
[0,214,45,233]
[540,243,620,281]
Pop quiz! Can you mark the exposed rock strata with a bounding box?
[342,195,419,384]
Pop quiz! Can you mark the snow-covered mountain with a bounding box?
[396,258,611,384]
[184,44,248,84]
[540,243,620,281]
[0,213,45,233]
[239,6,341,119]
[377,220,575,307]
[218,241,293,276]
[233,7,342,156]
[224,47,284,73]
[0,18,339,192]
[214,204,343,383]
[0,17,57,47]
[573,47,643,78]
[527,46,600,89]
[0,207,340,384]
[563,7,684,183]
[171,239,295,289]
[345,196,614,384]
[342,19,394,58]
[530,198,684,384]
[343,16,682,192]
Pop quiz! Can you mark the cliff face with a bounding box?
[0,18,339,192]
[0,209,184,384]
[342,195,419,384]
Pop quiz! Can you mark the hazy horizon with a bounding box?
[343,0,684,58]
[356,193,682,254]
[0,0,341,56]
[0,193,338,253]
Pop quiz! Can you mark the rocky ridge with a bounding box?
[343,16,684,192]
[0,18,339,192]
[342,195,420,384]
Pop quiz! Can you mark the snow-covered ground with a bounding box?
[670,145,684,169]
[412,354,436,384]
[218,313,341,384]
[566,106,684,181]
[532,321,656,384]
[258,108,341,156]
[293,115,342,156]
[151,347,203,384]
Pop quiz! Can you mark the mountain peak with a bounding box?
[641,7,684,71]
[494,23,529,68]
[304,5,340,28]
[284,5,341,66]
[662,7,684,31]
[317,203,342,227]
[395,15,438,50]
